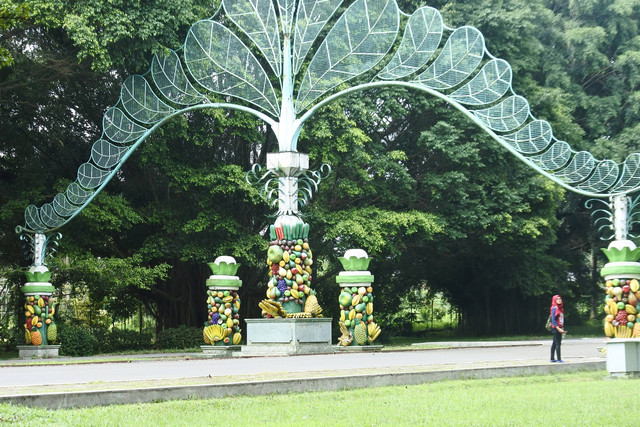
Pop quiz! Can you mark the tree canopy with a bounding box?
[2,0,639,336]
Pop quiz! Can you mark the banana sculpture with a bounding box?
[338,321,353,346]
[367,322,382,343]
[259,299,288,318]
[259,297,323,319]
[203,325,229,343]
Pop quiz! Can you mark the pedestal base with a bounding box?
[333,344,383,352]
[241,318,332,356]
[606,339,640,375]
[200,345,241,357]
[17,345,60,359]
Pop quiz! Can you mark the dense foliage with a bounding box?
[2,0,639,340]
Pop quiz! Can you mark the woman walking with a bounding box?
[550,295,565,362]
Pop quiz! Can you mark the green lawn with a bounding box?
[0,371,628,426]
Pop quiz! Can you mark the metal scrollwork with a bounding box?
[246,162,331,214]
[18,232,63,266]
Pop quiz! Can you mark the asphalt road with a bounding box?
[0,338,605,388]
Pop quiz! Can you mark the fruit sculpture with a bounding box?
[203,256,243,346]
[600,242,640,338]
[337,286,380,346]
[603,278,640,338]
[262,221,323,318]
[205,289,242,345]
[24,294,56,346]
[335,250,381,346]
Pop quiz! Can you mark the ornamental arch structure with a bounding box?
[15,0,640,352]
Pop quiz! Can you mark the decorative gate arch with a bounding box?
[15,0,640,353]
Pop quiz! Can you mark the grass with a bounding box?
[0,350,17,360]
[0,371,626,425]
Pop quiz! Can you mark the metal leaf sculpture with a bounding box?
[18,0,640,234]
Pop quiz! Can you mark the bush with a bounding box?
[106,329,152,352]
[156,326,202,349]
[58,325,98,356]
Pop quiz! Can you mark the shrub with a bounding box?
[58,325,98,356]
[156,326,202,349]
[106,329,152,352]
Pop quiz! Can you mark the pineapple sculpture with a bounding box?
[601,241,640,338]
[336,250,381,347]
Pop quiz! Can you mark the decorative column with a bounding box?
[242,152,332,356]
[601,195,640,339]
[336,249,381,348]
[247,151,328,320]
[591,195,640,376]
[264,216,319,317]
[18,233,61,358]
[201,256,242,356]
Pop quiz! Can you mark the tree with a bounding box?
[3,0,640,338]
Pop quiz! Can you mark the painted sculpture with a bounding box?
[20,233,60,350]
[23,268,57,346]
[336,249,381,346]
[203,256,242,346]
[601,243,640,338]
[589,195,640,338]
[260,218,323,319]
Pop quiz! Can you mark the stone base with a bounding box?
[240,318,333,356]
[200,345,241,357]
[333,344,383,352]
[17,345,60,359]
[606,339,640,375]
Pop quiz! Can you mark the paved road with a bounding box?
[0,338,605,388]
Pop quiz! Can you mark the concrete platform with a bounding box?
[242,317,332,356]
[17,345,60,359]
[334,344,383,352]
[200,345,241,357]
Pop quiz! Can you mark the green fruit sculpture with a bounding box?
[337,284,377,346]
[354,322,367,346]
[47,322,57,344]
[267,245,284,263]
[339,292,352,307]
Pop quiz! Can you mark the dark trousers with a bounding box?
[551,328,562,360]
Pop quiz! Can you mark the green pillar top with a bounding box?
[338,249,372,271]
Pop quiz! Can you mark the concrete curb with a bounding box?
[0,360,605,409]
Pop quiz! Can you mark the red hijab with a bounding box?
[550,295,563,315]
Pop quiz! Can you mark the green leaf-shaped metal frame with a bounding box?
[17,0,640,234]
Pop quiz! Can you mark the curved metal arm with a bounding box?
[17,103,275,234]
[295,81,639,199]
